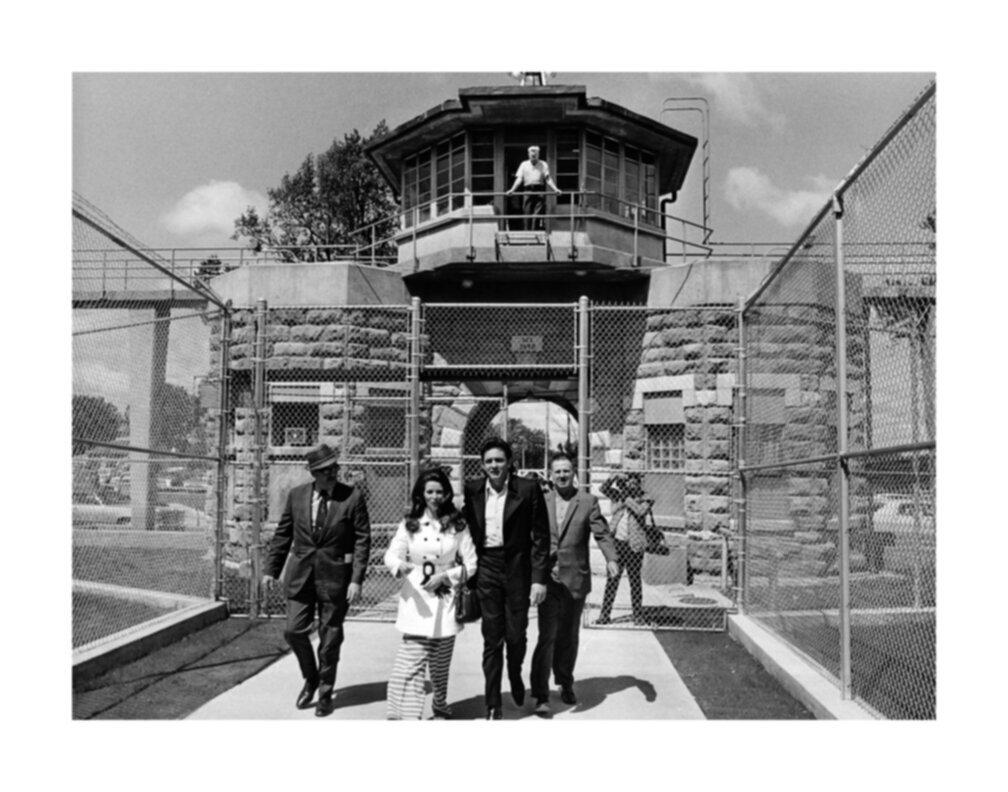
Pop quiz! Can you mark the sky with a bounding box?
[72,72,934,252]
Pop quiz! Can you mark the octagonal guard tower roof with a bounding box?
[367,85,698,199]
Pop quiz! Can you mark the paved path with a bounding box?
[188,612,705,720]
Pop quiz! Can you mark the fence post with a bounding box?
[250,298,267,619]
[832,194,853,699]
[371,224,377,267]
[577,296,591,491]
[735,296,747,613]
[213,301,233,602]
[408,297,422,487]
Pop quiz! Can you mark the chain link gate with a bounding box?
[72,195,231,650]
[738,83,935,718]
[583,305,739,632]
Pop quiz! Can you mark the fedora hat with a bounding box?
[305,444,340,472]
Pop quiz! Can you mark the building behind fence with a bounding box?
[71,80,935,719]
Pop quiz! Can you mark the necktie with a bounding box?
[313,492,328,542]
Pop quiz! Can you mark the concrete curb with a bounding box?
[728,613,880,720]
[73,600,229,686]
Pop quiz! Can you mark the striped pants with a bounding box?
[386,634,456,720]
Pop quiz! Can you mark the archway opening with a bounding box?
[479,398,579,479]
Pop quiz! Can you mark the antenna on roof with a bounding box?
[508,71,554,86]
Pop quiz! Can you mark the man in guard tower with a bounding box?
[506,145,562,230]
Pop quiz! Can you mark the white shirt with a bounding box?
[483,477,508,548]
[515,159,551,187]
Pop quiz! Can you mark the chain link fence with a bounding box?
[72,195,230,649]
[739,84,935,718]
[585,305,739,631]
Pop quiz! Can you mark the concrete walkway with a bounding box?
[188,612,705,720]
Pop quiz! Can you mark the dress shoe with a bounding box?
[560,686,577,705]
[534,698,552,717]
[485,706,503,720]
[431,704,453,720]
[510,676,526,707]
[315,695,335,717]
[296,680,318,710]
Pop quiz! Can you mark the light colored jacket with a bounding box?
[609,496,651,554]
[384,513,478,638]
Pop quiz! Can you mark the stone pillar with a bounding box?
[128,305,169,531]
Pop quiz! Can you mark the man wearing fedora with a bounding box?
[262,444,372,717]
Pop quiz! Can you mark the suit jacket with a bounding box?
[547,490,617,599]
[265,481,372,601]
[462,474,550,586]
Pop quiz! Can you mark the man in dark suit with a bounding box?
[530,452,619,715]
[462,437,550,720]
[262,444,371,717]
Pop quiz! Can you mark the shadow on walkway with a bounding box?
[438,675,658,720]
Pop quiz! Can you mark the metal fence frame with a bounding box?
[737,83,936,716]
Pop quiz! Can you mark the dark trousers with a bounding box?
[476,548,530,708]
[531,580,585,700]
[599,539,643,621]
[284,591,350,699]
[522,185,547,230]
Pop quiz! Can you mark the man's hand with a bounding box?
[530,582,547,606]
[606,560,621,578]
[550,564,560,583]
[396,561,415,579]
[346,582,361,604]
[261,574,278,590]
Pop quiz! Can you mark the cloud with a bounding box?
[686,74,785,131]
[161,181,267,237]
[725,166,833,227]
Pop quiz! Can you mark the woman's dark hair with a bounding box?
[404,467,465,534]
[480,437,513,462]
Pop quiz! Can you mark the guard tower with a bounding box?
[365,85,699,303]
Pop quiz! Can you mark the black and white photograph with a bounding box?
[69,69,936,723]
[12,5,999,786]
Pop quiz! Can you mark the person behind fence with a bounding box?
[262,443,372,717]
[462,437,550,720]
[383,468,478,720]
[529,452,619,716]
[506,145,561,230]
[596,474,653,626]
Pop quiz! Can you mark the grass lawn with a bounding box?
[73,591,176,648]
[73,546,214,598]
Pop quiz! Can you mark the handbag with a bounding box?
[643,506,671,555]
[454,560,481,623]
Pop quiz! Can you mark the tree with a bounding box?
[233,122,399,262]
[152,383,203,455]
[72,395,124,455]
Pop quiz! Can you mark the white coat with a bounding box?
[384,513,478,638]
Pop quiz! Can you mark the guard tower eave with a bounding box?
[365,85,698,198]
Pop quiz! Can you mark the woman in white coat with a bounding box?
[384,467,478,719]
